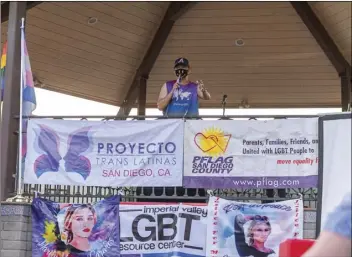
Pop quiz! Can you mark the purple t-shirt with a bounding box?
[163,80,199,118]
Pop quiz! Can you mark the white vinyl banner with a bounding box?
[183,119,318,189]
[206,196,303,257]
[24,119,184,186]
[320,114,351,232]
[120,203,207,257]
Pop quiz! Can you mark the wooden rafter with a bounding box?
[291,1,351,75]
[116,2,197,118]
[1,1,42,23]
[291,1,351,110]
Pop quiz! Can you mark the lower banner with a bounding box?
[120,202,207,257]
[31,195,120,257]
[206,196,303,257]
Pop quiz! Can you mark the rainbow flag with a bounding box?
[0,41,7,100]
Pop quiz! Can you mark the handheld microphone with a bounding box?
[176,75,181,88]
[177,75,181,83]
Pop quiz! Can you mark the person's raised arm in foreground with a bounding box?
[302,192,351,257]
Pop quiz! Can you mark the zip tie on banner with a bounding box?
[117,188,125,196]
[207,189,214,197]
[298,193,303,200]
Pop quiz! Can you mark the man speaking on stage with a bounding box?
[157,57,211,118]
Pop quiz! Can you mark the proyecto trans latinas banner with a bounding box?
[120,202,207,257]
[24,119,184,187]
[183,118,318,189]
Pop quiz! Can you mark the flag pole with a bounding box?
[17,17,25,196]
[8,17,28,203]
[0,45,3,201]
[0,0,3,252]
[0,0,3,204]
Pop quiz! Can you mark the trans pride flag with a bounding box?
[20,26,37,158]
[1,33,37,108]
[0,26,37,158]
[20,28,37,117]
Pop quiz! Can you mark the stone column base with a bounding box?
[1,202,31,257]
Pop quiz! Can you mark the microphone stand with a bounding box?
[221,95,227,118]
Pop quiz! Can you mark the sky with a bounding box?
[32,88,341,118]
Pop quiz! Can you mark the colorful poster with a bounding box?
[31,195,120,257]
[120,202,207,257]
[183,119,318,188]
[24,119,184,186]
[206,196,303,257]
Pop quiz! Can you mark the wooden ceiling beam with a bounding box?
[116,2,197,118]
[291,1,351,75]
[291,2,351,110]
[1,1,42,23]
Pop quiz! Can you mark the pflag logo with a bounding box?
[194,127,231,157]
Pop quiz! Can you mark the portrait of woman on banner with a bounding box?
[31,196,120,257]
[234,214,275,257]
[57,204,97,253]
[206,197,302,257]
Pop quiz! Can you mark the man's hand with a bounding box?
[196,80,205,92]
[196,80,211,100]
[171,81,179,92]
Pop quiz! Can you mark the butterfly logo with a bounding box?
[33,124,93,180]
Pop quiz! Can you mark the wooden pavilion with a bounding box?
[0,1,351,200]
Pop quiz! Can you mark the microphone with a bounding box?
[222,94,228,105]
[176,75,181,88]
[177,75,182,84]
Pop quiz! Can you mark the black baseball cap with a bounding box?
[174,57,189,69]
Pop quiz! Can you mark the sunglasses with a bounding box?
[251,215,269,221]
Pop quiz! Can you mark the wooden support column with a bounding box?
[291,2,351,110]
[1,1,41,23]
[137,76,148,119]
[0,1,27,201]
[116,2,197,119]
[340,69,352,111]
